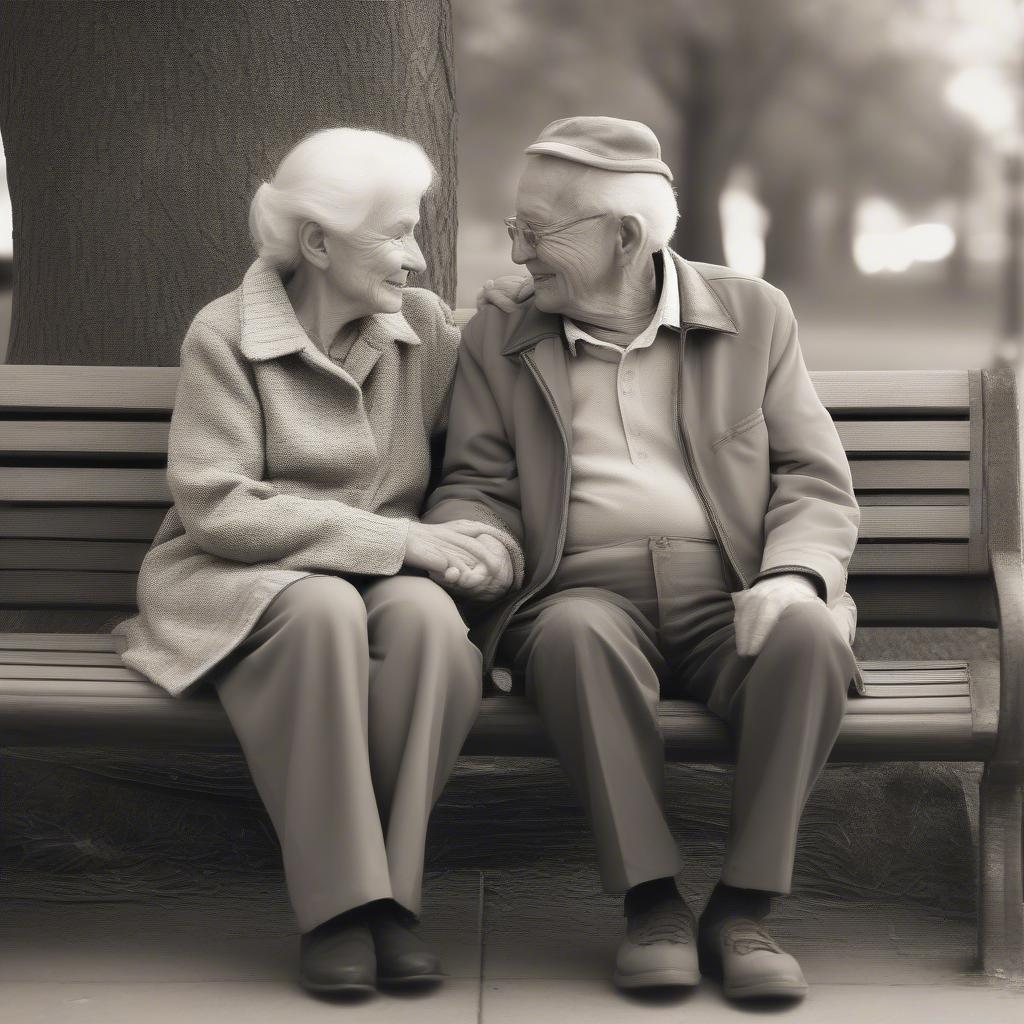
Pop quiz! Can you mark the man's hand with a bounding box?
[475,274,535,313]
[731,574,820,657]
[404,521,509,581]
[432,532,513,602]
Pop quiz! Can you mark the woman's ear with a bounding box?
[616,214,648,267]
[297,221,329,269]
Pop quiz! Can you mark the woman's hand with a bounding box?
[404,521,514,600]
[475,274,535,313]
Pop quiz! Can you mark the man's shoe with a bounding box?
[299,918,376,994]
[698,916,808,1000]
[613,900,701,989]
[369,914,445,987]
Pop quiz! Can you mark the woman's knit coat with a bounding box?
[115,258,464,696]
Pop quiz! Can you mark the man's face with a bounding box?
[323,188,427,316]
[511,157,619,320]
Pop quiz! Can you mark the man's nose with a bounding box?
[404,236,427,274]
[509,230,534,265]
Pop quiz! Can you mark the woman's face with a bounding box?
[323,189,427,316]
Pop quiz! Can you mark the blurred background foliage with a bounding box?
[455,0,1020,369]
[0,1,1018,369]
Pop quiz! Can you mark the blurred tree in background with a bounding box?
[457,0,984,288]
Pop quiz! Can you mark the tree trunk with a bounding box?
[0,0,457,365]
[762,172,814,287]
[673,45,728,266]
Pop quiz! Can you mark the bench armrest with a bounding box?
[983,367,1024,776]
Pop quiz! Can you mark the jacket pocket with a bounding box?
[711,407,765,452]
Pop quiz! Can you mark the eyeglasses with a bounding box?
[504,212,608,248]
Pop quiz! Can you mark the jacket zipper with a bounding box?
[675,327,749,590]
[482,350,572,671]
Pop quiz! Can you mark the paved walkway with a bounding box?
[2,869,1022,1023]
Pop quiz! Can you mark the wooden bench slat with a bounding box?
[0,467,171,503]
[0,503,971,541]
[0,418,970,458]
[850,460,969,490]
[835,421,969,453]
[0,366,180,412]
[0,632,123,652]
[857,493,968,506]
[0,650,130,666]
[0,420,170,455]
[0,506,167,540]
[858,506,969,539]
[0,510,971,563]
[844,696,972,713]
[809,371,969,413]
[0,663,146,681]
[848,576,997,625]
[0,688,987,760]
[0,571,138,607]
[1,566,993,611]
[1,462,969,503]
[0,365,971,416]
[0,539,148,571]
[849,543,968,574]
[856,659,968,673]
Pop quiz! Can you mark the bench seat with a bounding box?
[0,632,997,761]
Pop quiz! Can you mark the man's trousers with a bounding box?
[208,574,482,933]
[499,538,857,897]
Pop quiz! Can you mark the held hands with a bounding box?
[475,274,535,313]
[731,573,820,657]
[404,521,514,602]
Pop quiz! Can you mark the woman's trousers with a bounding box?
[210,573,482,933]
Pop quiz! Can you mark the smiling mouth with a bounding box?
[383,280,407,290]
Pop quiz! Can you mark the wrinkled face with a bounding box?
[323,188,427,315]
[511,157,618,320]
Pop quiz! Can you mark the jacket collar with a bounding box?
[501,249,737,357]
[238,257,421,365]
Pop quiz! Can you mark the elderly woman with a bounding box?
[115,128,518,995]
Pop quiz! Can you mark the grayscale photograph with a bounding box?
[0,1,1022,1022]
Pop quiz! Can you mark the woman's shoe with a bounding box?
[369,911,445,987]
[299,917,377,995]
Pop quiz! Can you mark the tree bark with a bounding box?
[673,43,728,266]
[0,0,457,365]
[762,171,814,287]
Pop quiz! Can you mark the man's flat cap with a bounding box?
[524,116,673,181]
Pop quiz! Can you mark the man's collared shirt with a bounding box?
[561,248,715,554]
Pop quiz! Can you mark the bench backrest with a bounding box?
[0,341,1015,629]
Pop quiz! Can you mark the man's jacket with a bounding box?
[424,252,861,674]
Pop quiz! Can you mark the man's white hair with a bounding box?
[249,127,434,273]
[571,164,679,253]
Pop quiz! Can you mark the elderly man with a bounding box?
[425,116,861,1002]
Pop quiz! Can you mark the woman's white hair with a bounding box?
[249,127,434,272]
[572,164,680,252]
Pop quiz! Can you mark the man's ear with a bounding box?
[617,214,648,267]
[297,221,329,269]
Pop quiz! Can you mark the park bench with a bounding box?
[0,325,1021,980]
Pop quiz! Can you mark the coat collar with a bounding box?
[501,249,737,357]
[238,257,422,366]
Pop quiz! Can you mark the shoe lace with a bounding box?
[631,904,695,946]
[722,919,784,956]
